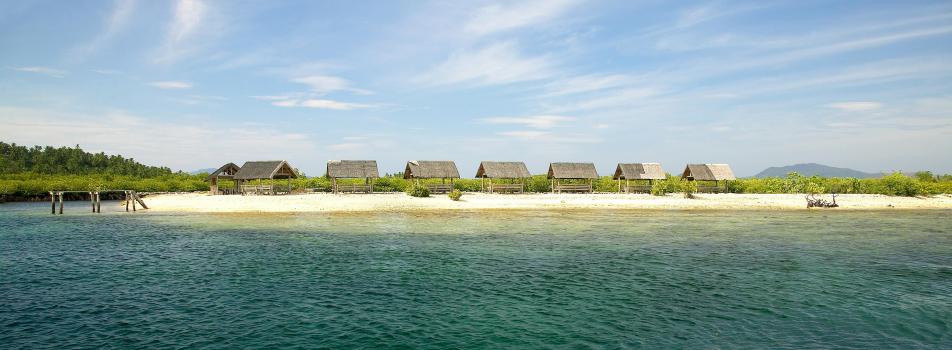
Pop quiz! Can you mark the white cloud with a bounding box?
[463,0,580,36]
[71,0,136,60]
[480,115,575,129]
[541,74,632,97]
[272,99,370,110]
[92,69,122,75]
[545,87,662,113]
[415,41,556,86]
[496,130,602,143]
[497,130,549,139]
[149,81,192,89]
[155,0,224,64]
[11,66,67,78]
[826,102,883,112]
[0,106,316,171]
[291,75,373,95]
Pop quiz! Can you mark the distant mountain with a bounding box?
[189,168,216,175]
[754,163,879,178]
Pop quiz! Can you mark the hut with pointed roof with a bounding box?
[326,160,379,194]
[207,162,241,195]
[613,163,666,193]
[475,161,531,194]
[681,164,736,193]
[403,160,460,193]
[547,162,599,193]
[233,160,299,195]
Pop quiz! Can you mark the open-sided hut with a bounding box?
[326,160,378,194]
[547,162,599,193]
[681,164,736,193]
[613,163,665,193]
[233,160,299,195]
[207,162,240,195]
[403,160,460,193]
[475,161,531,193]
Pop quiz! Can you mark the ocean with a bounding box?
[1,202,950,348]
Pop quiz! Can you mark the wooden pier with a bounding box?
[49,190,148,215]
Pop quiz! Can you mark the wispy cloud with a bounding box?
[11,66,67,78]
[291,75,373,95]
[92,69,123,75]
[71,0,136,60]
[544,87,662,113]
[480,115,575,129]
[826,102,883,112]
[496,130,602,143]
[540,74,632,97]
[155,0,221,64]
[149,81,192,89]
[463,0,580,36]
[272,99,371,110]
[415,41,556,86]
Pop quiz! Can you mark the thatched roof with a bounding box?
[403,160,460,179]
[206,162,240,180]
[475,161,531,179]
[233,160,298,180]
[682,164,736,181]
[326,160,379,179]
[547,162,598,179]
[613,163,665,180]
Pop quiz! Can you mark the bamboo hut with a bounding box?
[475,161,531,193]
[547,162,598,193]
[326,160,379,194]
[403,160,460,193]
[233,160,299,195]
[207,162,240,195]
[681,164,736,193]
[613,163,665,193]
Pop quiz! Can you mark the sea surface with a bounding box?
[1,201,950,349]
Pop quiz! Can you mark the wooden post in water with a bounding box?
[132,192,136,212]
[95,192,101,213]
[125,191,130,212]
[51,192,56,214]
[90,192,96,212]
[58,192,64,214]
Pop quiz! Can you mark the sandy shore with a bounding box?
[141,192,952,213]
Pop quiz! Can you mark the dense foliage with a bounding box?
[405,183,430,197]
[448,189,463,201]
[0,142,172,176]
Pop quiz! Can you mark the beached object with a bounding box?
[806,194,839,208]
[404,161,460,194]
[327,160,379,194]
[475,161,531,194]
[548,163,598,193]
[207,162,240,195]
[233,160,299,195]
[613,163,665,193]
[681,164,736,193]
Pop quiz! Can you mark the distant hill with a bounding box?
[190,168,216,175]
[754,163,879,178]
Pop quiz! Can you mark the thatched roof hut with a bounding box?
[326,160,378,194]
[475,161,531,193]
[681,164,736,181]
[681,164,736,193]
[403,160,460,194]
[403,161,460,179]
[207,162,240,195]
[613,163,665,180]
[327,160,379,179]
[547,162,598,193]
[547,162,598,179]
[475,161,531,179]
[233,160,298,195]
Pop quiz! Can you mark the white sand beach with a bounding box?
[141,192,952,213]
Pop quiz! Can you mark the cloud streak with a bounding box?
[149,81,192,89]
[11,66,67,78]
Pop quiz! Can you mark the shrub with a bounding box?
[678,178,698,198]
[877,172,924,197]
[405,183,430,197]
[651,179,672,196]
[448,189,463,201]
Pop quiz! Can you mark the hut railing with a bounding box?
[335,183,372,194]
[553,184,593,193]
[488,184,524,194]
[425,183,454,194]
[240,184,274,195]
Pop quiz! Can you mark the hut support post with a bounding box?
[333,178,338,194]
[626,179,630,193]
[288,177,291,194]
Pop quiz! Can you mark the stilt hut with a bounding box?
[207,162,240,195]
[326,160,378,194]
[403,160,460,193]
[475,161,531,193]
[681,164,736,193]
[613,163,665,193]
[233,160,299,195]
[547,162,598,193]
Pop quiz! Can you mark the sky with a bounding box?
[1,0,951,177]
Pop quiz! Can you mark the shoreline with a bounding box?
[137,192,952,213]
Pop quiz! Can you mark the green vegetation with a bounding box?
[405,183,430,197]
[448,189,463,201]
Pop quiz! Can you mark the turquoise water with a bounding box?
[1,202,950,349]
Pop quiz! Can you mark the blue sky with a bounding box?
[2,0,951,176]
